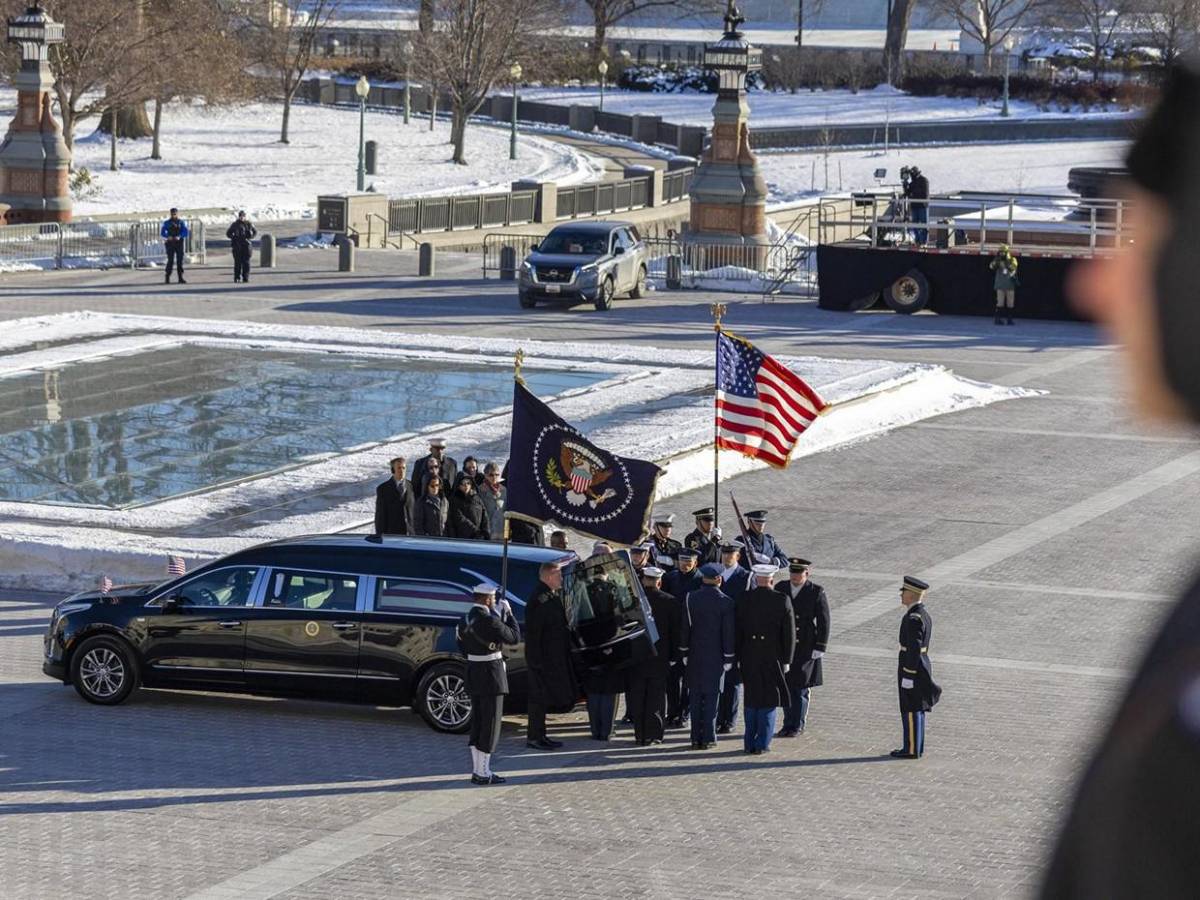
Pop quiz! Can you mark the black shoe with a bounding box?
[690,741,702,750]
[234,277,241,282]
[715,725,731,735]
[177,278,187,284]
[702,742,714,750]
[775,729,795,738]
[471,774,489,784]
[526,739,559,750]
[486,773,506,784]
[889,749,919,759]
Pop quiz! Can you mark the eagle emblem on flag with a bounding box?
[547,439,617,508]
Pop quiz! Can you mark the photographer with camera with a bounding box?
[901,166,930,245]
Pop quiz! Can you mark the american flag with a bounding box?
[166,556,186,577]
[98,575,113,594]
[715,331,828,468]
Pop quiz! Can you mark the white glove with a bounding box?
[755,552,770,564]
[682,656,688,666]
[900,678,914,689]
[712,526,722,539]
[782,664,790,674]
[496,599,512,618]
[723,663,732,672]
[811,650,823,660]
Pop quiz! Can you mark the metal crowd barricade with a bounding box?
[0,222,60,269]
[128,218,207,268]
[481,232,547,277]
[639,236,816,296]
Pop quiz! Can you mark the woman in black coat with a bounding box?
[447,473,489,539]
[414,476,448,536]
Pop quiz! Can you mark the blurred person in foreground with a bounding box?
[1041,60,1200,897]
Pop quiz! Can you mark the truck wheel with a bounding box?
[884,269,930,314]
[848,291,882,312]
[416,661,472,733]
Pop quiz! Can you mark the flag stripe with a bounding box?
[715,403,803,452]
[761,355,828,410]
[715,436,789,467]
[715,416,793,457]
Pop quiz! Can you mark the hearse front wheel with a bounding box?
[416,662,473,734]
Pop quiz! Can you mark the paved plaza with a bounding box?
[2,250,1198,898]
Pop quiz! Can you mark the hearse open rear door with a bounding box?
[562,549,659,671]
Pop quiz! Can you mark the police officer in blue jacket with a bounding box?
[678,562,735,750]
[160,208,190,284]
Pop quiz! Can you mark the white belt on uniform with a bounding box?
[468,652,503,662]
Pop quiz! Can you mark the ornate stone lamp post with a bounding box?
[0,3,71,226]
[684,0,768,268]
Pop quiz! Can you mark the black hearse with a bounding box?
[42,535,657,733]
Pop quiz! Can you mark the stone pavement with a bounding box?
[1,254,1198,898]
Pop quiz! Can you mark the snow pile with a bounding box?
[285,232,338,249]
[0,312,1038,591]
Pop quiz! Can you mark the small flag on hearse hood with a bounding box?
[505,381,663,547]
[166,556,186,577]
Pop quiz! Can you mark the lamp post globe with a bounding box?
[355,76,370,190]
[509,62,522,161]
[402,40,415,124]
[1001,37,1014,118]
[598,58,608,112]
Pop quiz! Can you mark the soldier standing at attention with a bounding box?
[775,558,830,737]
[628,566,680,746]
[738,510,789,569]
[678,563,735,750]
[456,583,521,784]
[649,513,683,570]
[737,564,795,755]
[892,576,941,759]
[684,507,722,565]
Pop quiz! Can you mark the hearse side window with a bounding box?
[174,567,260,608]
[266,571,359,612]
[375,578,474,615]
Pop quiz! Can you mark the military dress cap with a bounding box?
[744,510,768,522]
[699,562,724,579]
[472,583,497,595]
[429,437,448,448]
[752,563,777,577]
[655,555,673,566]
[788,558,811,572]
[677,548,700,561]
[720,543,741,554]
[642,566,664,578]
[692,506,715,519]
[630,544,650,556]
[653,513,675,526]
[902,576,930,593]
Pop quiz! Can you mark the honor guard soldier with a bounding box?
[665,549,701,728]
[684,507,722,565]
[649,513,683,569]
[664,549,700,598]
[629,543,651,577]
[714,549,747,733]
[892,576,942,759]
[678,563,735,749]
[629,566,681,745]
[719,544,751,600]
[737,510,789,569]
[775,558,830,737]
[737,564,795,754]
[456,583,521,784]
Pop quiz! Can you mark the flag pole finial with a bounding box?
[514,348,526,386]
[710,302,727,333]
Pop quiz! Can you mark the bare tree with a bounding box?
[419,0,562,165]
[248,0,342,144]
[1049,0,1138,79]
[931,0,1056,66]
[582,0,725,64]
[884,0,919,84]
[1132,0,1200,63]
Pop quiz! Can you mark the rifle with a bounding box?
[728,493,759,566]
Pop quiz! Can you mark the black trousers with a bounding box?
[627,670,668,743]
[165,242,185,279]
[233,248,251,281]
[716,677,741,729]
[469,693,504,753]
[667,663,690,722]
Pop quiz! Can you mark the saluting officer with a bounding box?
[684,507,722,565]
[737,564,795,755]
[892,576,942,759]
[649,513,683,569]
[737,510,789,569]
[678,563,735,750]
[456,583,521,784]
[629,566,681,745]
[775,558,830,737]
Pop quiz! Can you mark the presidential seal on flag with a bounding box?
[551,439,617,509]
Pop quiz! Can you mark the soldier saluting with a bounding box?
[456,583,521,784]
[684,507,722,565]
[891,576,941,759]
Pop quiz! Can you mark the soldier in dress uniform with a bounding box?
[649,513,683,570]
[775,558,830,737]
[629,543,651,576]
[678,563,735,749]
[628,566,680,745]
[737,564,796,755]
[891,576,941,759]
[663,548,700,597]
[684,507,722,565]
[736,510,789,569]
[456,583,521,784]
[665,549,701,728]
[715,544,751,733]
[719,543,751,600]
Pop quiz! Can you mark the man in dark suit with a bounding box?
[524,561,577,750]
[456,582,521,784]
[374,457,414,535]
[892,576,941,759]
[775,557,830,736]
[628,566,680,745]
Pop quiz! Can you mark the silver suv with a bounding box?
[518,221,649,311]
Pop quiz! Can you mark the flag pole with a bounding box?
[500,349,527,603]
[711,302,726,530]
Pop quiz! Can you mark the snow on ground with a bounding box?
[17,95,605,220]
[519,84,1133,129]
[0,312,1036,591]
[761,139,1130,203]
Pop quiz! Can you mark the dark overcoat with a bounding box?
[775,579,830,688]
[679,585,735,693]
[898,602,941,713]
[525,581,579,712]
[735,586,795,708]
[374,478,413,535]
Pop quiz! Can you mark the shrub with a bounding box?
[69,167,101,201]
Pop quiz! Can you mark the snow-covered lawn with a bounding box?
[39,97,604,220]
[760,139,1129,203]
[520,84,1134,129]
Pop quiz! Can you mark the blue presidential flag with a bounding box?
[506,381,663,546]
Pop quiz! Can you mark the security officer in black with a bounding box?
[684,507,722,565]
[456,583,521,784]
[891,576,941,759]
[649,513,683,570]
